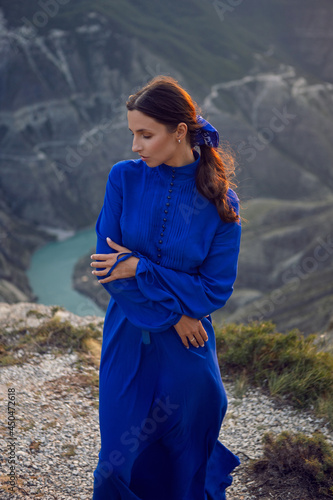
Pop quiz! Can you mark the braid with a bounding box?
[195,144,239,223]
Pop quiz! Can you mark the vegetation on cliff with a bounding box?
[215,321,333,427]
[249,431,333,499]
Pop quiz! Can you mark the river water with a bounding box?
[27,226,105,317]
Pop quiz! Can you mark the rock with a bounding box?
[0,9,182,303]
[1,3,333,340]
[0,301,332,500]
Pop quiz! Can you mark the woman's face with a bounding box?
[127,110,180,168]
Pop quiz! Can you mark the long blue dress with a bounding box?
[92,149,241,500]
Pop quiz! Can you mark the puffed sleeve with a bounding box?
[134,194,241,319]
[95,163,182,332]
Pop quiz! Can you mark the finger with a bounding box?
[90,253,114,260]
[180,336,190,349]
[199,322,209,342]
[98,276,113,284]
[92,269,110,276]
[106,237,129,253]
[188,335,200,348]
[190,328,206,348]
[91,261,114,268]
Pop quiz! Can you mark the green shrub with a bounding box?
[215,322,333,424]
[0,318,102,366]
[249,431,333,499]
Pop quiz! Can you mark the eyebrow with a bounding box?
[128,128,152,133]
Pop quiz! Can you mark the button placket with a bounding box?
[156,168,175,265]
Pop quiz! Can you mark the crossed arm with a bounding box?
[91,163,241,348]
[90,237,209,349]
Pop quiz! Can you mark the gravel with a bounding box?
[0,303,332,499]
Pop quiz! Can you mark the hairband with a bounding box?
[194,115,219,148]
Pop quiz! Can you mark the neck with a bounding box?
[168,147,196,168]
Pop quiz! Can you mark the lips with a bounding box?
[140,156,149,161]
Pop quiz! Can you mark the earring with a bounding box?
[178,139,181,143]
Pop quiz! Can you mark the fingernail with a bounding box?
[107,237,112,242]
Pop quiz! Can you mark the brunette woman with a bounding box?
[90,76,241,500]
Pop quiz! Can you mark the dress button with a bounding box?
[157,254,161,258]
[164,209,168,214]
[166,203,170,207]
[160,232,164,237]
[156,261,160,265]
[159,240,163,244]
[167,195,171,199]
[163,218,167,222]
[157,248,161,252]
[162,225,166,229]
[168,189,173,193]
[170,182,174,186]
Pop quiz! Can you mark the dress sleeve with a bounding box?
[134,204,241,320]
[95,163,182,332]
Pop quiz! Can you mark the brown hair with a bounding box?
[126,76,239,223]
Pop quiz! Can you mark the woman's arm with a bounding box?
[93,162,240,337]
[90,237,139,283]
[134,214,241,319]
[91,238,208,348]
[92,163,183,332]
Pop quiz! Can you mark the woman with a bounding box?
[90,76,241,500]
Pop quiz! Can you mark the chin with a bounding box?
[145,160,158,168]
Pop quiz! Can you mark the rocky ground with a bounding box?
[0,303,332,499]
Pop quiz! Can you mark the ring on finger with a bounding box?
[190,337,195,342]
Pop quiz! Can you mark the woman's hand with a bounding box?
[90,238,139,284]
[174,314,209,349]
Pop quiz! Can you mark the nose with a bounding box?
[132,137,141,153]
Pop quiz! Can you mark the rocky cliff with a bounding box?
[0,8,182,302]
[73,61,333,335]
[203,64,333,334]
[1,1,333,334]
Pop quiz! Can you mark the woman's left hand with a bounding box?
[90,238,139,284]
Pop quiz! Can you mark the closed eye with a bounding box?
[130,132,152,139]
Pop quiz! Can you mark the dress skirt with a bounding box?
[92,299,240,500]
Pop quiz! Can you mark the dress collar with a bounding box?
[156,149,200,183]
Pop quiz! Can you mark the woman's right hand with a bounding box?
[174,314,209,349]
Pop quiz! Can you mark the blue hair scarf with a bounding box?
[194,115,220,148]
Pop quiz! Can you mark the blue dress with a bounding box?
[92,149,241,500]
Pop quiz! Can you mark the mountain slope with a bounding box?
[0,1,333,335]
[3,0,333,89]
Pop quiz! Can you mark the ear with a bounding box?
[176,122,188,141]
